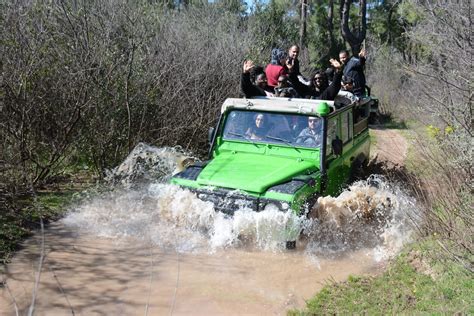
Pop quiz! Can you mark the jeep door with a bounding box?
[324,111,352,195]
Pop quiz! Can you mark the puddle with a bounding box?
[0,144,420,315]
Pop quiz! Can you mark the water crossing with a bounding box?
[64,143,419,259]
[1,143,421,315]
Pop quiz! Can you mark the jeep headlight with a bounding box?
[258,199,290,212]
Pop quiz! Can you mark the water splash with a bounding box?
[64,144,419,259]
[303,175,418,260]
[104,142,197,188]
[64,183,304,252]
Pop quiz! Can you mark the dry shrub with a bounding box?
[0,1,261,186]
[365,43,410,116]
[409,135,473,269]
[146,7,256,150]
[367,0,472,269]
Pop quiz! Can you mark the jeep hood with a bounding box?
[197,152,318,193]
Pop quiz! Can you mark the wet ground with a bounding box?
[1,222,384,315]
[1,128,414,315]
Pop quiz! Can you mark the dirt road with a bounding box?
[370,127,408,167]
[0,128,409,315]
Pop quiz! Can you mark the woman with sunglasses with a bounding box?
[287,58,343,100]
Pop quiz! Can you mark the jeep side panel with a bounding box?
[323,103,370,196]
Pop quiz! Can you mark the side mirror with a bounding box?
[365,85,371,96]
[332,138,343,156]
[208,127,215,144]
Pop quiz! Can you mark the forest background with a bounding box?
[0,0,472,308]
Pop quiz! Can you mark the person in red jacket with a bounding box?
[265,48,288,89]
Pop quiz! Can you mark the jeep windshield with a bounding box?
[222,110,323,148]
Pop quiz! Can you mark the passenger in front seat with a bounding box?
[245,113,267,140]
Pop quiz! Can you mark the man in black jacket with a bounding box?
[287,45,311,86]
[241,60,274,98]
[339,49,366,97]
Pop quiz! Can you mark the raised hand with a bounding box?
[329,58,342,70]
[243,60,255,73]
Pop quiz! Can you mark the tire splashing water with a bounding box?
[63,143,419,260]
[304,176,417,260]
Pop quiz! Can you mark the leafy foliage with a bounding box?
[0,191,75,264]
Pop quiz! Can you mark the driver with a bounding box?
[296,116,322,146]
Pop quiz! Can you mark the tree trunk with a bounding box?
[340,0,367,55]
[299,0,308,50]
[327,0,335,54]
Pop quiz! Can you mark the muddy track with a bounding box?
[370,126,408,167]
[1,225,384,315]
[0,128,409,316]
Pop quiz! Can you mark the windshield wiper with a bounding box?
[265,135,300,152]
[227,132,258,147]
[227,131,246,138]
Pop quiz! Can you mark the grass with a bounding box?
[0,188,90,265]
[369,129,378,148]
[288,240,473,315]
[289,118,473,315]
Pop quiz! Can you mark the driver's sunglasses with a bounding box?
[313,77,323,81]
[308,119,318,122]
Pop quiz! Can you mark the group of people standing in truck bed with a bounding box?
[240,45,367,102]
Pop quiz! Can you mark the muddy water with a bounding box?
[0,145,418,315]
[0,224,382,315]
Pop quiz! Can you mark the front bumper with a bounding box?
[191,187,291,216]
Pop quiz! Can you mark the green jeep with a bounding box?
[171,97,370,217]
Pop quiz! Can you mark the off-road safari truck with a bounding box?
[171,97,371,216]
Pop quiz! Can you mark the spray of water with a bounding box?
[64,184,304,253]
[303,175,418,259]
[104,142,196,188]
[64,144,419,259]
